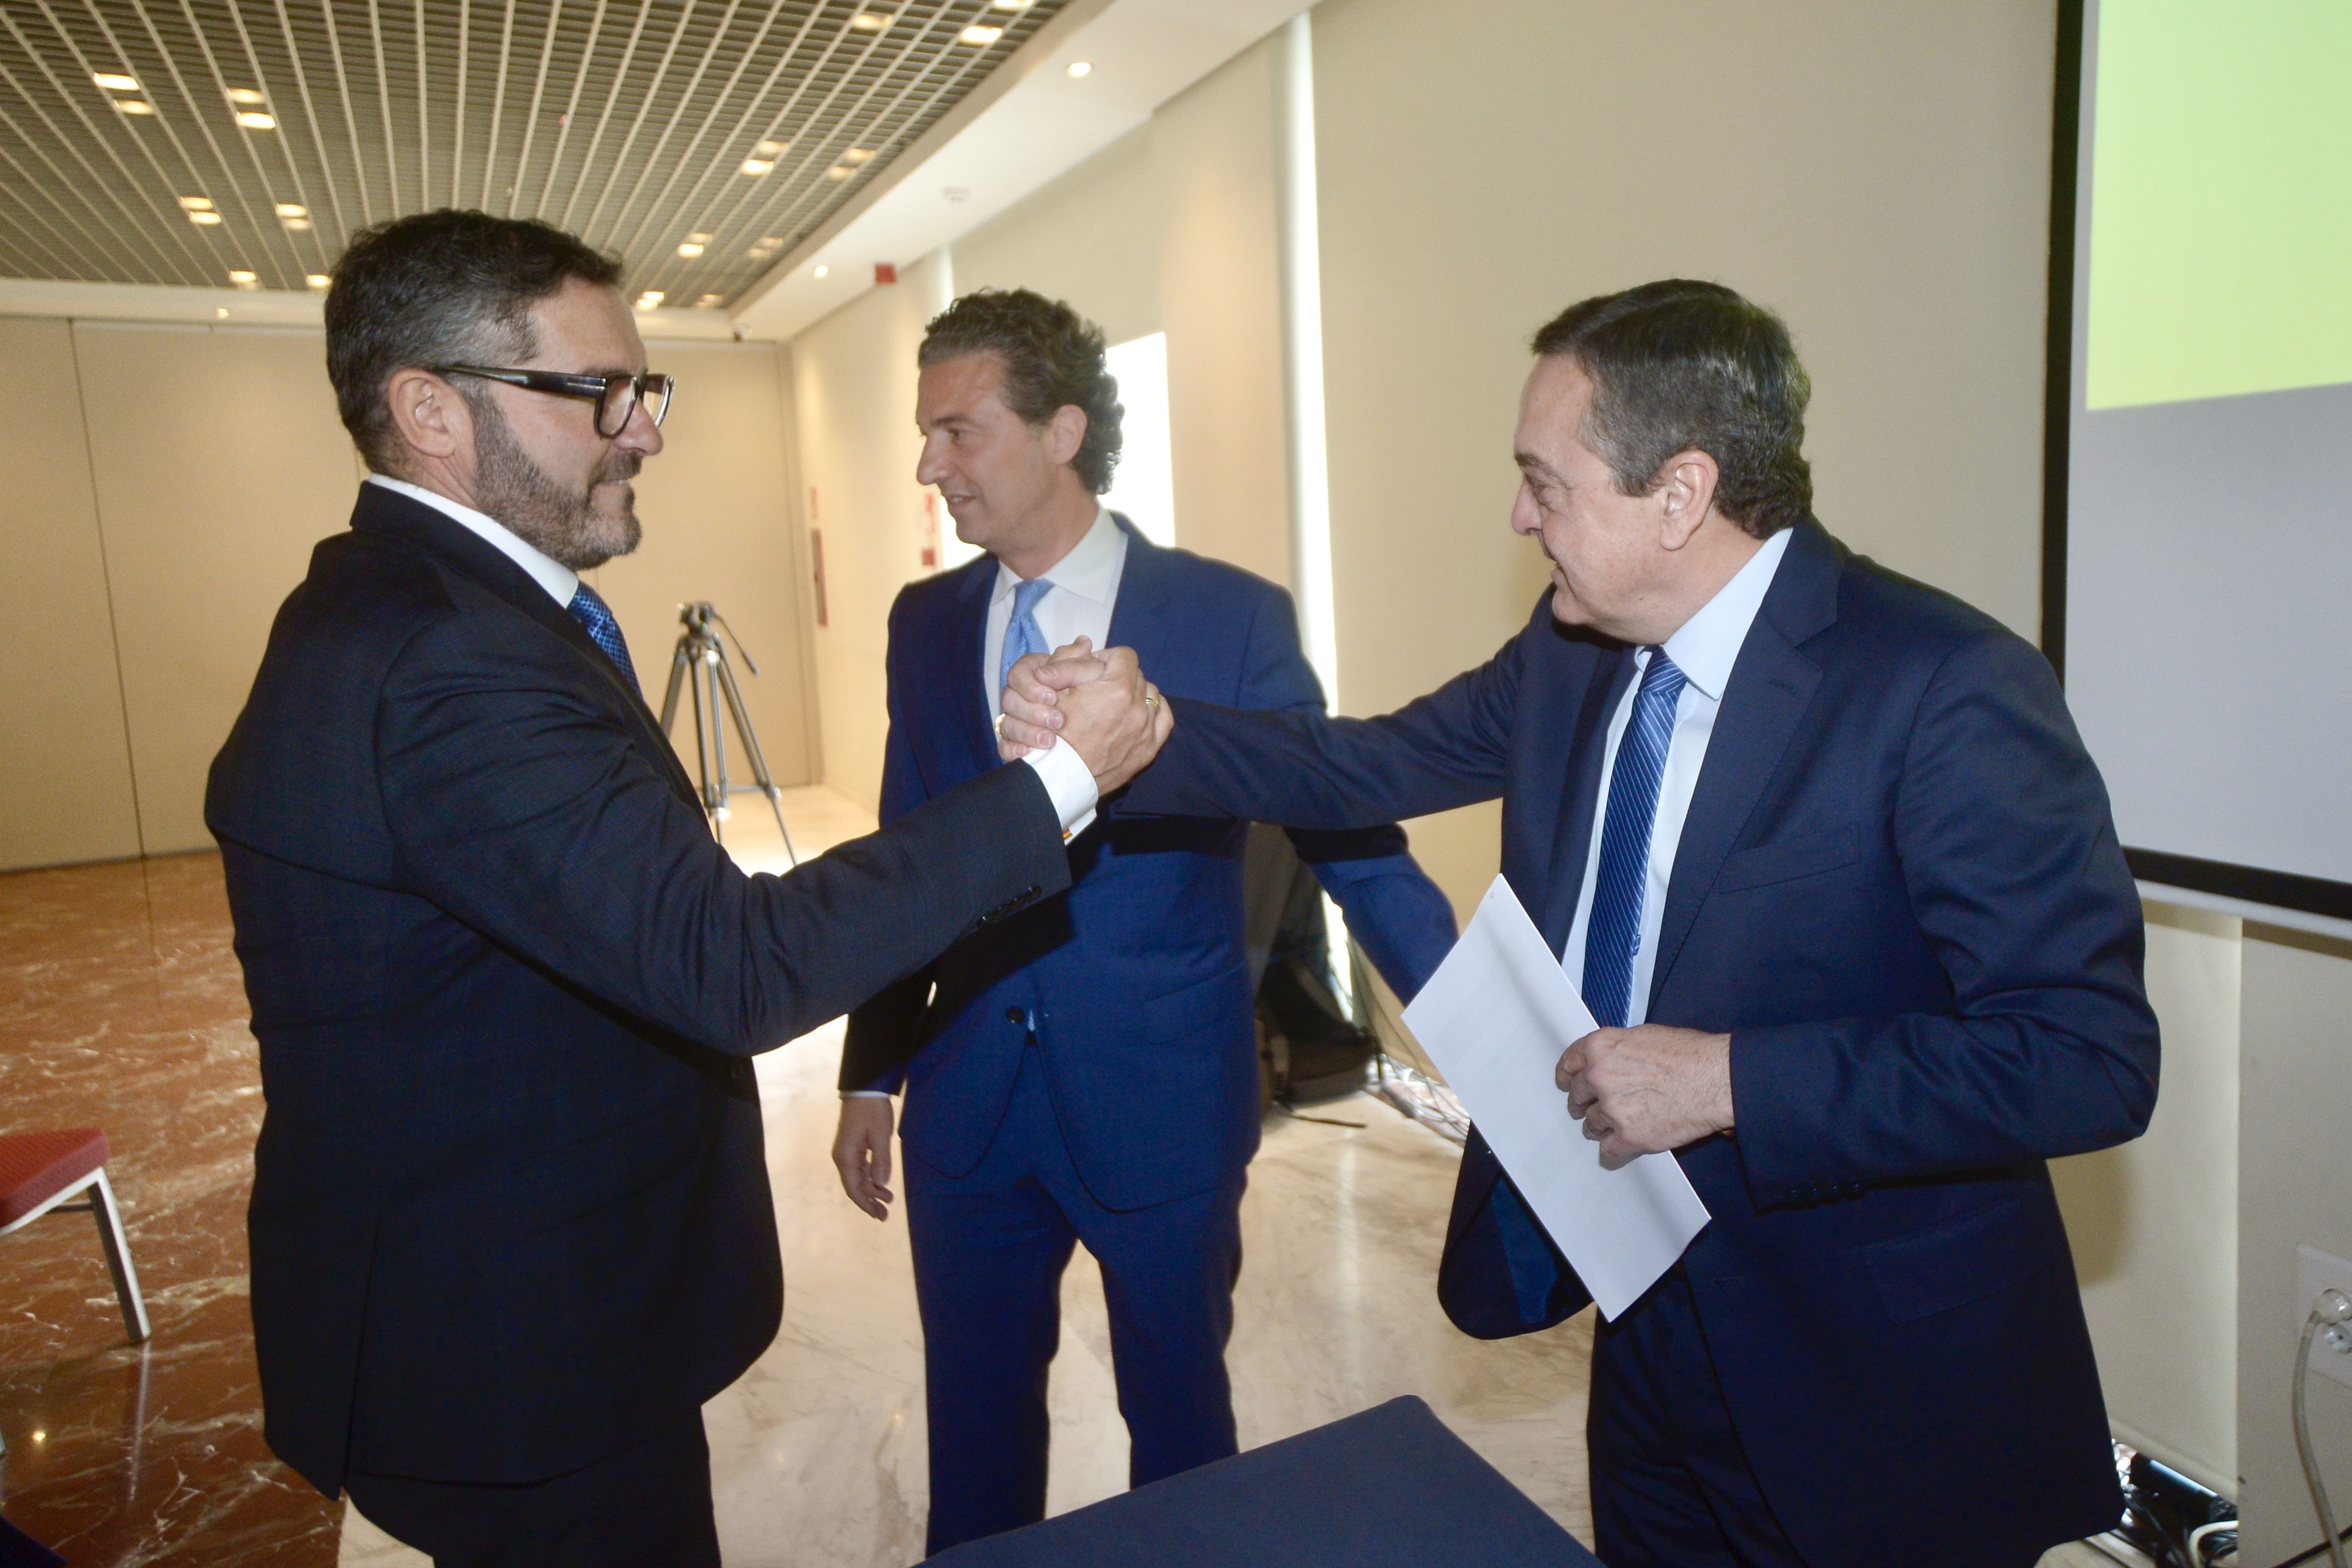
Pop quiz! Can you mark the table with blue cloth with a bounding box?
[931,1396,1599,1567]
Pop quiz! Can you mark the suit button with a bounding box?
[1006,1007,1025,1026]
[1025,885,1040,898]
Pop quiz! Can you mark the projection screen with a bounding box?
[2050,0,2352,924]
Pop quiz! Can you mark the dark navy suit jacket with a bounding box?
[206,485,1074,1494]
[1117,519,2158,1567]
[842,520,1456,1211]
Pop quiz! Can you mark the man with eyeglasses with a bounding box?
[205,209,1170,1566]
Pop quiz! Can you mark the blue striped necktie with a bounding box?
[997,577,1055,698]
[566,583,639,693]
[1580,648,1687,1028]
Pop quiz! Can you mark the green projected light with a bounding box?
[2085,1,2352,411]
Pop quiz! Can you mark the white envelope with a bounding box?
[1401,875,1710,1320]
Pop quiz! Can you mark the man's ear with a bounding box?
[385,368,471,465]
[1655,449,1722,551]
[1045,404,1088,469]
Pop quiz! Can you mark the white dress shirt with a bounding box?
[1559,525,1794,1022]
[368,474,578,606]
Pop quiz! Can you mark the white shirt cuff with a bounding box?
[841,1090,892,1098]
[1021,740,1098,841]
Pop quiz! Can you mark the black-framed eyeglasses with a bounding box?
[434,365,675,437]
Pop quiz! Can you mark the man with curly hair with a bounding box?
[831,288,1459,1554]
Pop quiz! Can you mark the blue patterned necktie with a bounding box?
[997,577,1055,700]
[1580,648,1688,1028]
[566,582,639,693]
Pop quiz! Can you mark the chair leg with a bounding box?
[88,1168,152,1344]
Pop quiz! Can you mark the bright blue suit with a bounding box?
[1117,519,2161,1567]
[842,518,1457,1555]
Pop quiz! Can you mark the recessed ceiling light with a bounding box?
[958,24,1003,45]
[214,306,229,318]
[274,202,306,218]
[740,159,773,177]
[178,195,214,210]
[306,274,330,289]
[189,210,224,226]
[676,241,704,258]
[696,293,724,308]
[991,0,1031,9]
[753,139,786,156]
[92,71,141,92]
[635,290,664,308]
[813,264,829,279]
[842,147,873,165]
[227,268,257,286]
[687,231,711,243]
[825,166,851,180]
[225,87,266,105]
[1066,60,1091,78]
[757,235,782,247]
[235,111,277,130]
[849,10,892,30]
[117,98,156,114]
[283,216,312,231]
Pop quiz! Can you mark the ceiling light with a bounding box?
[687,231,711,243]
[118,98,156,114]
[842,147,873,164]
[991,0,1031,9]
[189,210,224,226]
[178,195,214,210]
[813,264,829,279]
[306,274,330,290]
[849,10,892,30]
[235,111,277,130]
[753,139,785,156]
[274,202,306,219]
[225,87,266,105]
[283,216,312,231]
[825,166,851,180]
[676,241,704,258]
[635,290,664,308]
[958,24,1003,46]
[92,71,141,92]
[696,294,724,308]
[740,159,773,176]
[214,306,229,318]
[1066,60,1091,78]
[758,235,783,247]
[227,269,257,286]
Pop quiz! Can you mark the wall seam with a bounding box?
[65,317,149,859]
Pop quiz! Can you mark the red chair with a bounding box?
[1,1129,151,1343]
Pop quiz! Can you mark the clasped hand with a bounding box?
[997,638,1169,791]
[1557,1025,1736,1163]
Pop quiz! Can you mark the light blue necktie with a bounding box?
[1580,648,1688,1028]
[566,582,639,693]
[997,577,1055,698]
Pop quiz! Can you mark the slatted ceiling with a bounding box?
[0,0,1064,298]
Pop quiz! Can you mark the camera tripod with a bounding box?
[657,601,799,865]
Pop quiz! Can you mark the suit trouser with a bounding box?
[904,1040,1246,1557]
[1588,1267,1808,1567]
[343,1409,720,1568]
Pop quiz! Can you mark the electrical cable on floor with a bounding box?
[2291,1287,2352,1568]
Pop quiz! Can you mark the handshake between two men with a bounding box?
[995,637,1740,1168]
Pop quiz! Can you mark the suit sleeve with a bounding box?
[376,611,1068,1058]
[1726,628,2160,1199]
[841,600,939,1093]
[1118,600,1532,834]
[1227,585,1459,1000]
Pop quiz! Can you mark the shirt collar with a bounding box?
[993,504,1125,606]
[366,473,582,609]
[1655,524,1795,702]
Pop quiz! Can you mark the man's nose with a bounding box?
[1509,485,1540,536]
[915,440,948,487]
[615,396,664,458]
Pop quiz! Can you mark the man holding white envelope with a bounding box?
[997,280,2159,1568]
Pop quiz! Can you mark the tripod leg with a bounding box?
[688,643,721,843]
[660,643,690,735]
[712,651,800,868]
[706,653,731,845]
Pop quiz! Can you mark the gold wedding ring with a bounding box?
[1145,692,1160,710]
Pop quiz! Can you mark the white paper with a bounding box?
[1401,875,1710,1320]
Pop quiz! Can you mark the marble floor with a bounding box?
[6,790,2119,1567]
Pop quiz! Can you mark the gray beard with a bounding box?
[470,395,643,571]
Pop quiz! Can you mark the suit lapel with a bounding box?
[950,560,1000,778]
[1645,521,1843,1009]
[1102,517,1179,692]
[1539,647,1636,951]
[350,485,702,808]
